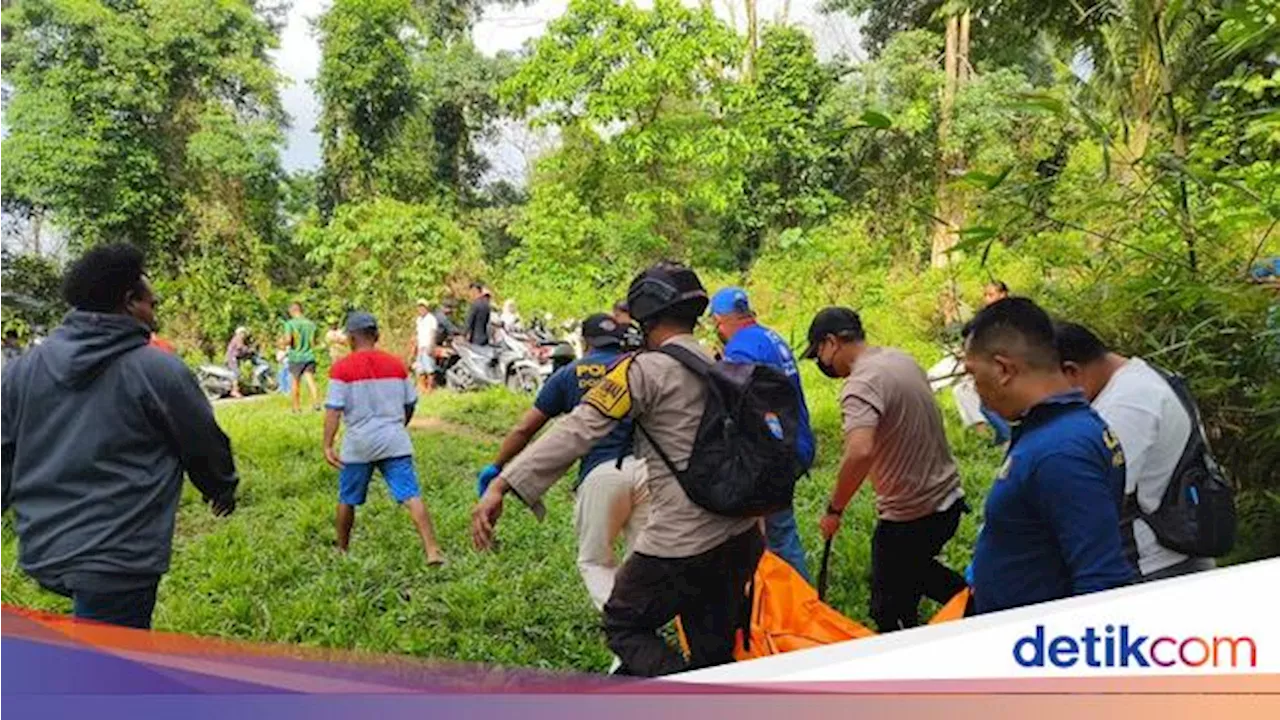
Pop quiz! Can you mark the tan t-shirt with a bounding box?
[502,335,756,558]
[840,346,961,522]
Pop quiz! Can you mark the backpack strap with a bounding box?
[1152,365,1203,434]
[1119,493,1141,568]
[654,342,713,377]
[1152,366,1212,461]
[634,421,682,480]
[629,343,711,480]
[1120,365,1223,564]
[656,342,731,413]
[1146,365,1227,509]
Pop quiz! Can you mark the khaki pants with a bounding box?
[573,456,650,611]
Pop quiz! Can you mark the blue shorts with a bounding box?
[338,456,420,506]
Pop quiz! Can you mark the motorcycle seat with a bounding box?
[462,342,499,359]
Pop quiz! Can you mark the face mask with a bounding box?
[815,341,840,378]
[816,358,840,378]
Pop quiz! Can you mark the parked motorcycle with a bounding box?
[196,352,277,401]
[511,319,574,384]
[430,341,459,389]
[444,334,545,394]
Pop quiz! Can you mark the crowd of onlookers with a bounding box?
[0,243,1266,676]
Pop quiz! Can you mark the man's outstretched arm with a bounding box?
[472,402,621,550]
[472,357,640,550]
[494,408,551,468]
[503,403,618,506]
[153,362,239,515]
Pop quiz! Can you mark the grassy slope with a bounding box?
[1,367,1003,672]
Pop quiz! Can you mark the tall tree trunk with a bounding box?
[931,14,963,268]
[931,11,974,268]
[1153,1,1196,271]
[941,15,958,129]
[1111,4,1162,184]
[744,0,759,81]
[29,208,44,256]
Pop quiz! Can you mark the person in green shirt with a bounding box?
[282,302,320,412]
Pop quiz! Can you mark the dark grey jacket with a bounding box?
[1,311,238,592]
[464,296,492,346]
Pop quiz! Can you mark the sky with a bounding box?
[272,0,863,176]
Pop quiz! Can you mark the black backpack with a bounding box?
[1122,368,1237,560]
[634,343,807,517]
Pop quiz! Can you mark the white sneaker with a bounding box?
[608,655,622,674]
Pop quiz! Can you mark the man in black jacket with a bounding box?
[2,243,239,629]
[463,282,493,347]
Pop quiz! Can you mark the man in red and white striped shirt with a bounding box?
[323,312,444,565]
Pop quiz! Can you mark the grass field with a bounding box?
[1,366,1004,672]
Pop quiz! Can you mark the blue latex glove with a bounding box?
[477,463,502,497]
[964,562,975,587]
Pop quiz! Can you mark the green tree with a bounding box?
[315,0,423,209]
[502,0,747,268]
[315,0,512,212]
[2,0,289,352]
[297,197,488,341]
[726,26,849,265]
[1,0,286,261]
[0,250,65,336]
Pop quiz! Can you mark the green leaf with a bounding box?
[949,226,999,254]
[984,165,1013,190]
[858,109,893,129]
[1008,92,1065,115]
[958,167,1012,190]
[958,171,999,188]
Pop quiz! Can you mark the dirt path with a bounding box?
[407,416,498,443]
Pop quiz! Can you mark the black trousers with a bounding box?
[870,500,967,632]
[72,583,159,629]
[603,529,764,677]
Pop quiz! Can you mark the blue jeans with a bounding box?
[766,507,811,582]
[72,582,159,629]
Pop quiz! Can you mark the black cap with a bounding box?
[582,312,625,347]
[802,307,864,358]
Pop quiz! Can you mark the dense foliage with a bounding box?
[2,0,1277,561]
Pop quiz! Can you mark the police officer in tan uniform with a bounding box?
[471,262,764,676]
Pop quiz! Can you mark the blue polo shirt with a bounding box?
[722,322,816,468]
[972,390,1135,614]
[534,347,632,486]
